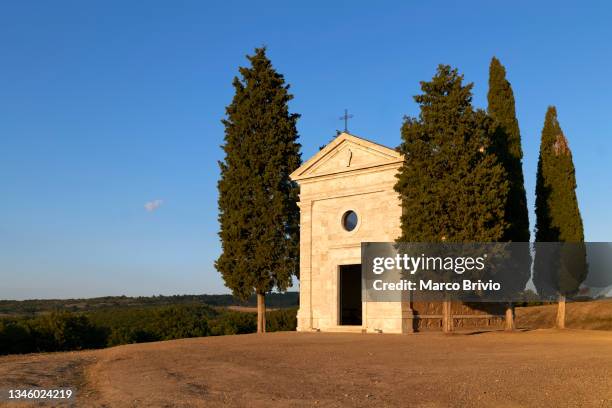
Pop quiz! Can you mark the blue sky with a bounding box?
[1,1,610,300]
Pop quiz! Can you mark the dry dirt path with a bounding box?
[1,330,611,407]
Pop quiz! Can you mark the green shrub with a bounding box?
[210,311,257,335]
[0,320,35,355]
[30,311,107,352]
[0,303,297,355]
[266,308,297,332]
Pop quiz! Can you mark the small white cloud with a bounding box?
[144,199,163,212]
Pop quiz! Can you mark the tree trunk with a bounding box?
[442,299,453,333]
[556,295,566,329]
[505,303,515,331]
[257,293,266,333]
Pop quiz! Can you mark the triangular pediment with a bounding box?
[290,133,403,181]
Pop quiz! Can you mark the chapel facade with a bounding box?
[290,133,414,333]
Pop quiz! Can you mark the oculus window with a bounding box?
[342,210,358,232]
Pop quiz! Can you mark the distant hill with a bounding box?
[0,292,299,317]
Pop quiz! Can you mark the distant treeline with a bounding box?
[0,304,297,356]
[0,292,299,317]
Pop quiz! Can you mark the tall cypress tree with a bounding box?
[487,57,531,330]
[216,48,301,333]
[395,65,509,332]
[535,107,583,242]
[395,65,509,242]
[487,57,530,242]
[534,106,586,328]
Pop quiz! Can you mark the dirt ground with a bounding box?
[0,329,611,407]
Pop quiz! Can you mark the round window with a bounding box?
[342,210,358,232]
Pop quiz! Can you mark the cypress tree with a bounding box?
[487,57,531,330]
[535,107,583,242]
[395,65,509,243]
[395,65,509,332]
[487,57,530,242]
[534,106,586,328]
[216,48,301,333]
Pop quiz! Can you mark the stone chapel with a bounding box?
[290,132,504,334]
[290,132,411,333]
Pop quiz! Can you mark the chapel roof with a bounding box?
[290,132,403,181]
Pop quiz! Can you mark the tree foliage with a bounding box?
[487,58,532,310]
[535,107,584,243]
[0,311,107,354]
[487,57,530,242]
[395,65,509,242]
[0,305,298,355]
[216,47,301,302]
[534,107,587,297]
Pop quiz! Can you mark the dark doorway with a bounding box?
[339,264,362,325]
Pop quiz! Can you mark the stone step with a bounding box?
[320,325,365,333]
